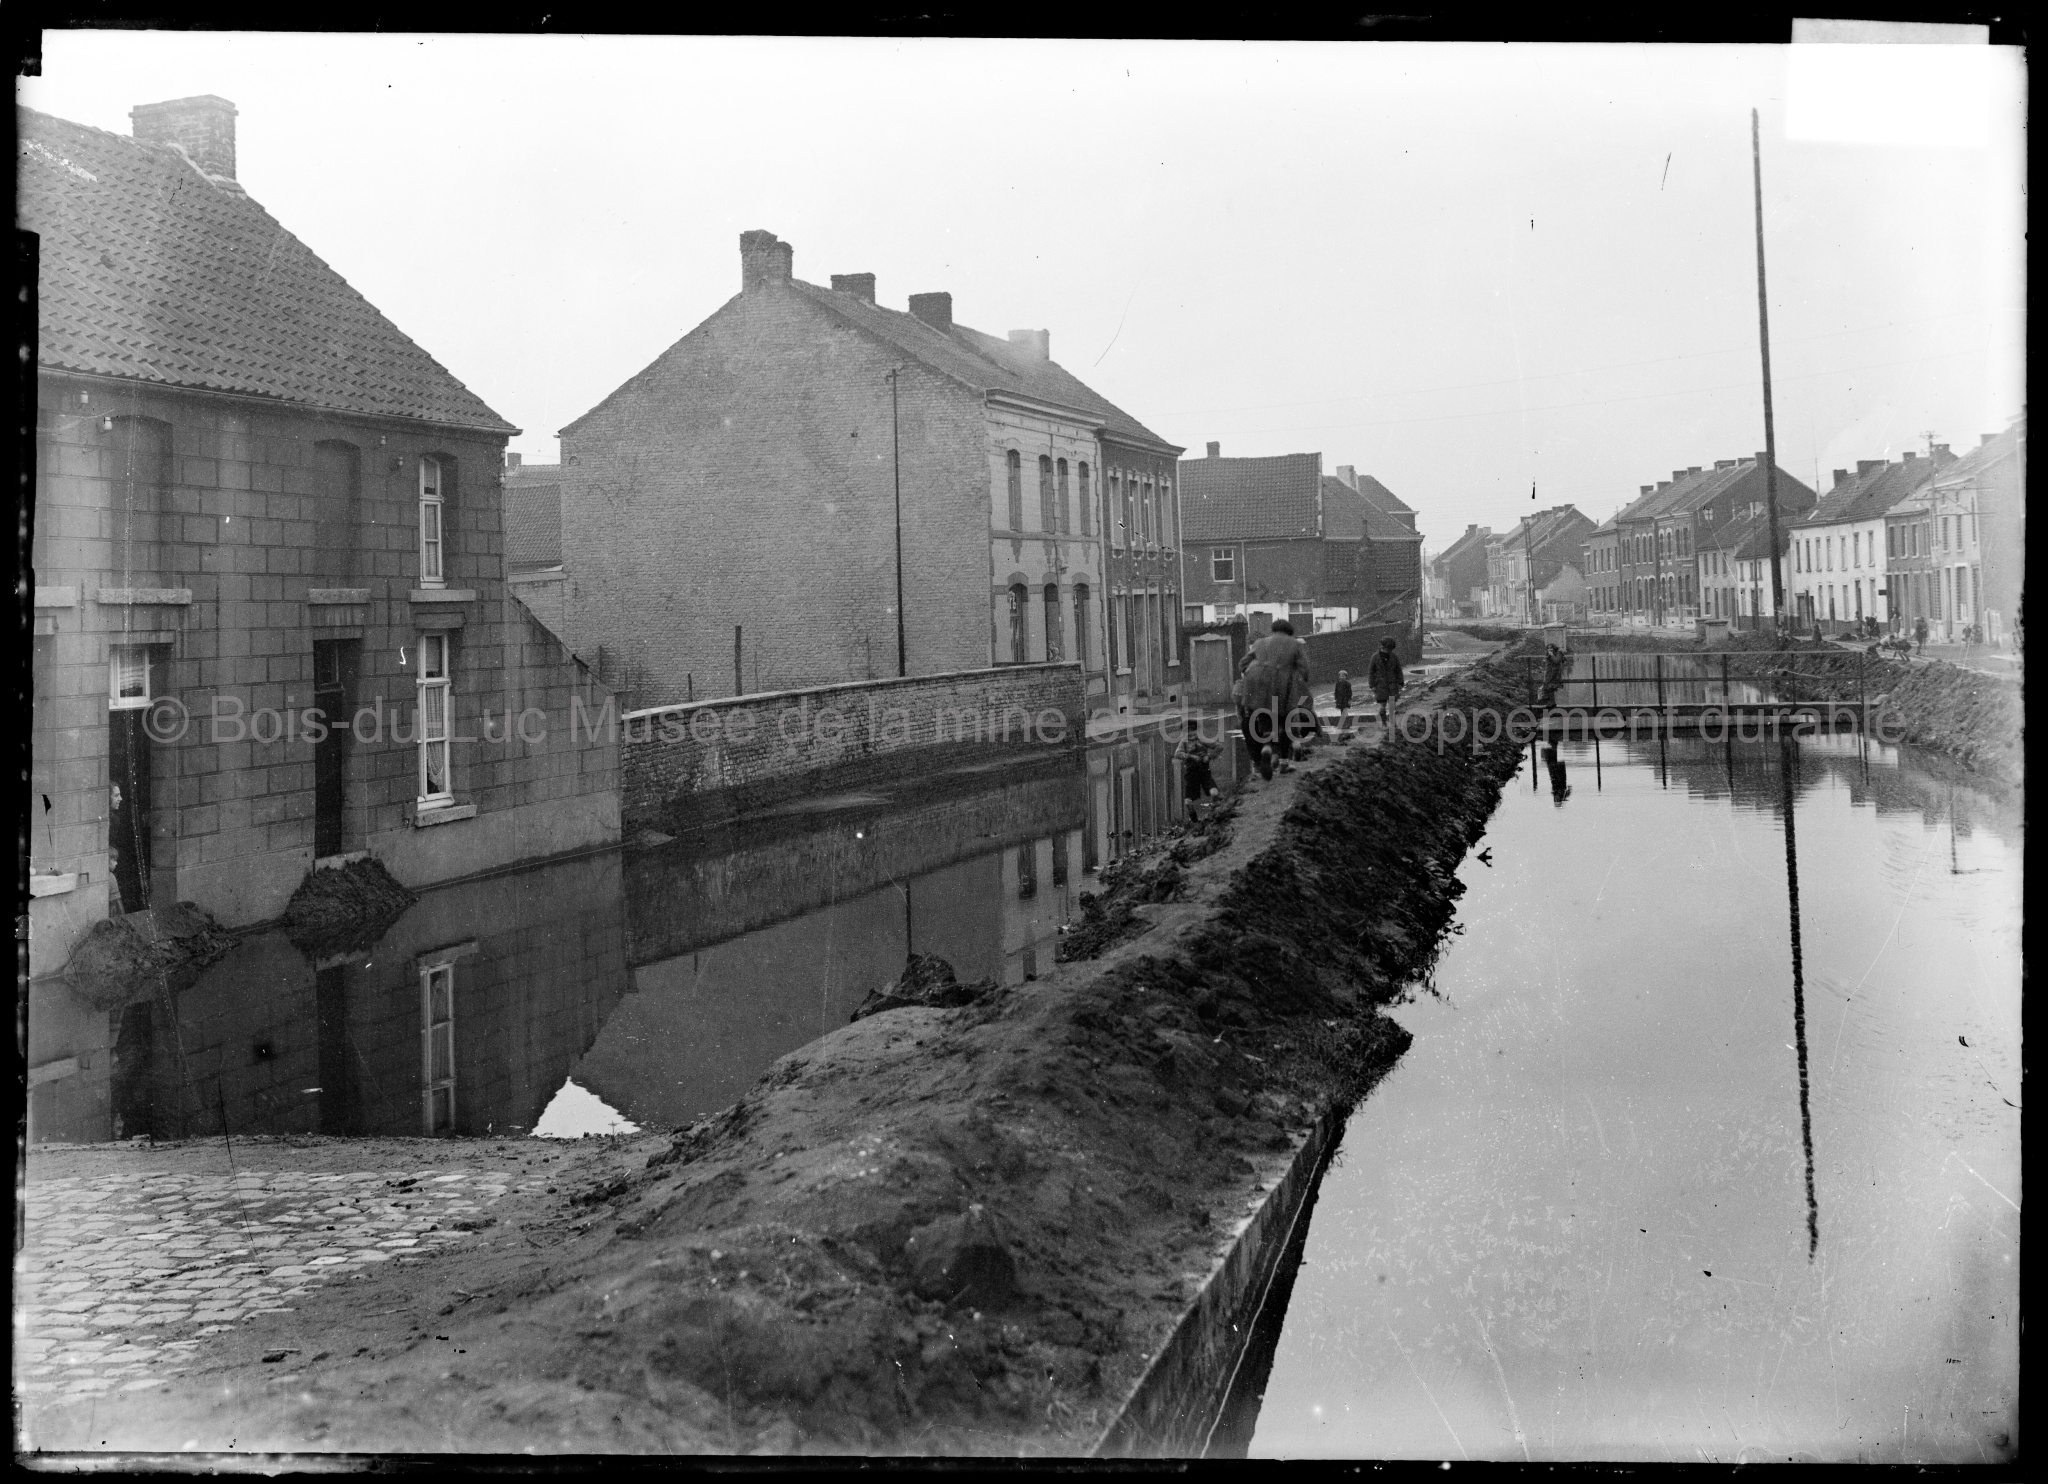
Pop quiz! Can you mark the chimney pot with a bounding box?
[1207,442,1221,458]
[130,94,238,180]
[907,292,953,333]
[829,273,876,303]
[1007,328,1050,362]
[739,230,793,291]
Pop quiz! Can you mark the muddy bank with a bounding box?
[1571,630,2022,787]
[57,902,238,1012]
[28,643,1542,1456]
[281,857,419,957]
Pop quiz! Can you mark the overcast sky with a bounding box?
[23,33,2025,551]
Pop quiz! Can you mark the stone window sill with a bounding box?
[410,589,478,604]
[95,588,193,606]
[412,803,477,828]
[30,872,79,897]
[308,588,371,606]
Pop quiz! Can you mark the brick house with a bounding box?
[553,232,1183,717]
[1787,450,1952,634]
[501,453,569,643]
[24,97,620,978]
[1909,424,2020,643]
[1177,445,1419,631]
[1581,520,1620,619]
[1432,523,1494,618]
[1611,456,1817,627]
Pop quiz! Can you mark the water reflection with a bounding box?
[30,729,1195,1146]
[1254,732,2020,1462]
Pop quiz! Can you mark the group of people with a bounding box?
[1174,622,1410,815]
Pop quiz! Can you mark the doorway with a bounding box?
[108,709,152,914]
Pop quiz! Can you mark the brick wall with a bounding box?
[618,663,1084,831]
[1303,620,1422,678]
[29,373,620,975]
[557,286,995,708]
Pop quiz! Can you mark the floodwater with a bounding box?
[28,728,1210,1147]
[1251,731,2021,1463]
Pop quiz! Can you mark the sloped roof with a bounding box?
[503,466,563,570]
[1178,453,1324,541]
[1319,476,1367,540]
[1800,453,1952,528]
[1352,473,1412,516]
[20,105,515,433]
[1434,524,1493,569]
[1930,425,2021,492]
[1702,507,1787,561]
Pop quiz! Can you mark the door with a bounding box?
[110,999,156,1141]
[108,710,152,914]
[312,640,355,858]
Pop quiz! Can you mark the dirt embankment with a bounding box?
[1572,630,2023,787]
[41,645,1543,1457]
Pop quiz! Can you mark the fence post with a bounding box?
[1590,654,1599,710]
[1655,652,1666,711]
[1722,653,1731,701]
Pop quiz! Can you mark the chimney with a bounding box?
[1207,442,1221,458]
[504,452,522,470]
[1833,468,1850,486]
[1672,470,1689,483]
[1687,466,1702,475]
[1856,459,1886,477]
[1007,328,1050,362]
[1902,450,1917,461]
[1755,451,1769,466]
[130,94,238,180]
[1981,432,1997,446]
[1640,485,1653,496]
[907,292,953,333]
[1334,464,1358,489]
[1932,442,1952,458]
[829,273,876,303]
[1714,459,1736,469]
[740,230,793,291]
[1657,481,1671,491]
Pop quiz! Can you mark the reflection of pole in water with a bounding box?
[1543,744,1569,806]
[1778,734,1820,1261]
[1593,735,1602,791]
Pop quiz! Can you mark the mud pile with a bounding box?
[58,902,239,1011]
[281,857,419,956]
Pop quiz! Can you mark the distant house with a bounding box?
[1536,563,1588,624]
[1788,451,1953,633]
[1610,456,1818,627]
[23,96,618,979]
[1178,446,1421,631]
[1913,423,2023,644]
[1581,520,1620,619]
[1697,507,1789,626]
[556,231,1183,715]
[501,454,569,641]
[1484,505,1595,621]
[1432,523,1493,618]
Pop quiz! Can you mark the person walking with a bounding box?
[1913,614,1929,655]
[1175,731,1220,820]
[1237,618,1312,779]
[1333,670,1354,734]
[1366,635,1405,727]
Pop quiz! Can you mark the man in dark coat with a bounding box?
[1366,636,1405,726]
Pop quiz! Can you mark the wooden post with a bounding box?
[1590,653,1599,710]
[1723,652,1731,702]
[734,625,743,697]
[1655,652,1666,711]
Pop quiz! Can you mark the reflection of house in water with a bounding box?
[29,852,628,1145]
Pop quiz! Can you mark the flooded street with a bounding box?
[1252,731,2020,1462]
[32,729,1206,1147]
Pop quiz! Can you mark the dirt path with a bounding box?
[20,646,1526,1457]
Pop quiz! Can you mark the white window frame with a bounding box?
[1211,546,1236,583]
[109,645,153,710]
[418,456,446,588]
[417,633,453,808]
[421,961,456,1134]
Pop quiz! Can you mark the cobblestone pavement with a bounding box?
[15,1165,550,1404]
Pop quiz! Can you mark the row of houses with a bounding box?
[26,94,1435,982]
[1425,504,1598,624]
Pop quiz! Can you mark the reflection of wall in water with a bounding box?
[580,828,1082,1130]
[42,852,628,1145]
[1088,727,1198,868]
[626,756,1085,968]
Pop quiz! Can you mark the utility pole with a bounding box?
[1752,107,1788,636]
[886,367,907,677]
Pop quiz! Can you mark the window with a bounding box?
[1211,546,1236,583]
[1107,592,1122,670]
[109,645,152,709]
[1056,459,1071,535]
[1184,604,1205,624]
[1216,600,1238,620]
[417,633,452,807]
[1120,599,1136,675]
[1016,841,1037,900]
[1051,835,1068,888]
[1289,600,1315,634]
[1073,583,1091,668]
[111,417,171,584]
[1078,462,1092,536]
[1039,456,1056,533]
[1122,475,1136,549]
[1006,450,1023,531]
[418,456,445,587]
[1007,583,1029,662]
[1159,481,1175,548]
[1043,582,1063,662]
[1139,480,1154,544]
[1165,591,1181,663]
[421,963,456,1134]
